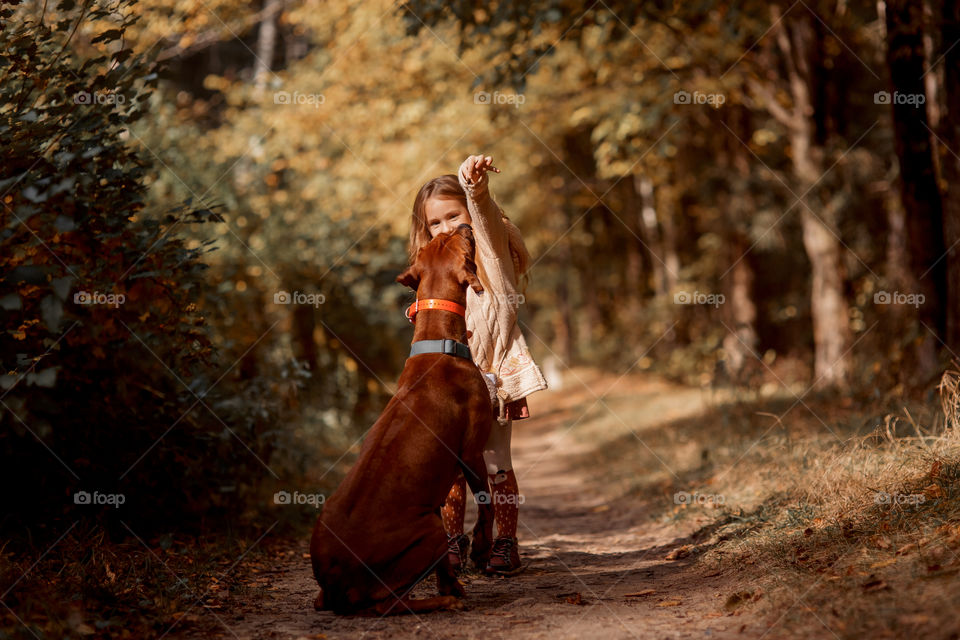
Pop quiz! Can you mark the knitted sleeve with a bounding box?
[458,170,513,280]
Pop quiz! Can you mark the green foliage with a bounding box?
[0,1,279,528]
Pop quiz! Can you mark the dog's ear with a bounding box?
[459,257,484,295]
[396,264,420,291]
[454,230,483,294]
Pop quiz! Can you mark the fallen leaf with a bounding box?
[869,558,896,569]
[666,545,693,560]
[657,599,682,607]
[624,589,655,597]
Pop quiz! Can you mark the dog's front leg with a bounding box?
[435,559,467,598]
[461,457,494,568]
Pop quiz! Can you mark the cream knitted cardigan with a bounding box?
[460,170,549,405]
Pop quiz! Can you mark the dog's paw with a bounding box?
[313,589,324,611]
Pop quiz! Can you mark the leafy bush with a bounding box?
[0,1,275,531]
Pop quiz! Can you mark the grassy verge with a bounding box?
[566,366,960,639]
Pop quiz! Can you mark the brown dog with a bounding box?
[310,224,495,615]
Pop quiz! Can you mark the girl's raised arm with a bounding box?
[457,155,512,272]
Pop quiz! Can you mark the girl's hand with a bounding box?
[459,154,500,185]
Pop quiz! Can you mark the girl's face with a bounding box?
[424,196,471,239]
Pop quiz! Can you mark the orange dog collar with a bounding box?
[404,298,466,323]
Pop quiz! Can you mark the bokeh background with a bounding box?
[3,0,960,636]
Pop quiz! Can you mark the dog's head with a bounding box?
[396,224,483,300]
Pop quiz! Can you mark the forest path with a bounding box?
[183,370,769,640]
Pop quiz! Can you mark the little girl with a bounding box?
[407,154,549,575]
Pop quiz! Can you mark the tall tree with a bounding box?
[751,5,854,388]
[939,0,960,354]
[884,0,946,378]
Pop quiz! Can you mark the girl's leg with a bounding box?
[440,473,469,572]
[482,418,522,574]
[441,473,466,536]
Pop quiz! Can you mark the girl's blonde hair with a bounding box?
[408,174,531,294]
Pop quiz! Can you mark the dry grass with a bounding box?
[570,366,960,639]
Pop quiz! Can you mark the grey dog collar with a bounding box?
[409,339,472,361]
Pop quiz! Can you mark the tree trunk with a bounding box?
[254,0,282,90]
[922,0,940,129]
[772,7,853,389]
[721,236,759,380]
[799,207,852,388]
[574,216,600,358]
[885,0,945,378]
[633,174,669,297]
[292,303,318,370]
[622,177,646,316]
[721,106,761,380]
[553,202,575,364]
[884,171,911,290]
[554,268,573,365]
[940,0,960,355]
[647,177,680,295]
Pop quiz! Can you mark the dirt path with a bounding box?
[183,372,769,639]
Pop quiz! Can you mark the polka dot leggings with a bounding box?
[488,468,519,538]
[442,417,520,539]
[440,470,521,539]
[441,474,467,536]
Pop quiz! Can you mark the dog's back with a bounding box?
[311,354,490,613]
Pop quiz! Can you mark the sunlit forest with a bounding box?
[3,0,960,637]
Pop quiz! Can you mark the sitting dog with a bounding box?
[310,224,495,615]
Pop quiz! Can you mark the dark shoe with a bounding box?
[447,533,469,573]
[485,536,523,575]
